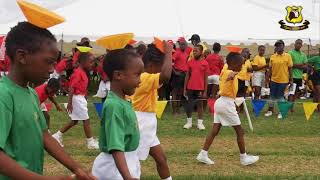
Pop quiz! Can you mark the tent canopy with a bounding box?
[0,0,319,45]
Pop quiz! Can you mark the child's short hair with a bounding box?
[226,52,242,66]
[274,40,285,47]
[258,45,265,49]
[194,44,204,52]
[136,44,147,56]
[212,42,221,52]
[78,52,92,64]
[142,44,164,66]
[5,22,56,62]
[103,49,140,81]
[47,78,61,90]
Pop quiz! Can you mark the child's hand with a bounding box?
[56,104,63,112]
[163,40,173,55]
[183,90,188,100]
[201,91,208,99]
[67,103,73,113]
[227,72,238,81]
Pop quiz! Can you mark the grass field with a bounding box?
[45,95,320,179]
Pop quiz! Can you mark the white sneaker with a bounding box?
[197,120,205,130]
[196,152,214,165]
[87,138,99,150]
[264,111,273,117]
[52,132,64,147]
[183,118,192,129]
[277,113,283,119]
[240,154,259,166]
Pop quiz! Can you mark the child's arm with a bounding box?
[49,96,63,111]
[0,150,72,180]
[159,41,173,85]
[43,131,96,180]
[112,151,138,180]
[203,71,208,98]
[183,71,190,98]
[67,87,74,113]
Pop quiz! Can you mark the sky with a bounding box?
[0,0,319,44]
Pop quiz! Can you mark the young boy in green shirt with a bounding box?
[92,49,144,180]
[0,22,95,180]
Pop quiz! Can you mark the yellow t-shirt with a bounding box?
[252,55,266,73]
[219,70,238,99]
[132,72,160,112]
[237,59,252,81]
[270,53,293,83]
[188,42,208,60]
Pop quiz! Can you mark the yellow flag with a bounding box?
[303,103,319,120]
[156,101,168,119]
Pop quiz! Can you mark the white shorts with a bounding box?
[208,75,220,85]
[245,80,250,87]
[95,80,110,98]
[0,71,8,76]
[40,103,48,112]
[135,111,160,160]
[213,96,241,126]
[92,151,141,180]
[261,87,270,96]
[252,72,265,87]
[69,95,89,120]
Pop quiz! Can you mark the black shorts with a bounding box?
[237,79,246,97]
[171,70,186,89]
[310,70,320,86]
[185,90,203,114]
[293,78,303,87]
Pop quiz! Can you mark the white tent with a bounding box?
[0,0,319,45]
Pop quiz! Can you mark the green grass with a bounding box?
[45,95,320,179]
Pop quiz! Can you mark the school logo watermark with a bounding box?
[278,6,310,31]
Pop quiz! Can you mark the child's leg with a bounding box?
[60,120,78,133]
[172,88,179,115]
[232,125,246,154]
[149,145,171,179]
[202,123,222,151]
[42,111,50,129]
[253,86,261,99]
[197,99,204,120]
[212,84,219,98]
[83,119,93,138]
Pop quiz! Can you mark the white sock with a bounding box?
[240,153,247,158]
[56,131,63,136]
[198,119,203,124]
[87,137,94,141]
[187,118,192,123]
[200,149,208,156]
[162,176,172,180]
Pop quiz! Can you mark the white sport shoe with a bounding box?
[87,138,99,150]
[277,113,283,119]
[183,118,192,129]
[240,154,259,166]
[52,132,64,147]
[197,152,214,165]
[197,120,205,130]
[264,111,273,117]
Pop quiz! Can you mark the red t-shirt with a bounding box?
[69,67,88,95]
[35,83,55,104]
[173,48,188,72]
[55,58,67,73]
[205,54,224,76]
[185,46,193,56]
[97,57,108,81]
[72,51,80,64]
[187,59,209,91]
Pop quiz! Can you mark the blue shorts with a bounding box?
[270,81,288,100]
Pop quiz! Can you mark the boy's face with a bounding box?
[82,54,95,72]
[295,40,302,50]
[193,47,202,59]
[19,39,59,84]
[229,56,244,72]
[276,44,284,54]
[258,47,265,56]
[178,41,187,51]
[118,57,144,96]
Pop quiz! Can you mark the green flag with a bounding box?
[277,102,293,118]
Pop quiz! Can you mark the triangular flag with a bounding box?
[207,98,216,115]
[251,100,266,117]
[303,103,319,120]
[235,97,245,107]
[93,102,103,119]
[96,33,134,50]
[225,45,242,53]
[277,102,293,118]
[156,101,167,119]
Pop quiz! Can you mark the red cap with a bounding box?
[177,37,186,43]
[167,40,174,45]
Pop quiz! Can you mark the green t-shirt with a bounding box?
[288,50,307,79]
[308,56,320,71]
[0,77,47,180]
[99,91,140,153]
